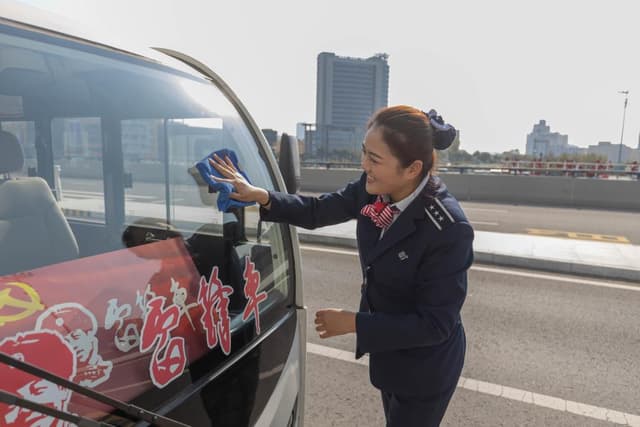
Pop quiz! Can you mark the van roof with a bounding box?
[0,1,207,80]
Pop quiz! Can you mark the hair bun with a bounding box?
[425,109,456,150]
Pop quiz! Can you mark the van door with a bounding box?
[0,23,302,426]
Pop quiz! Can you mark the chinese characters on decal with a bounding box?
[139,296,187,388]
[105,298,140,353]
[242,257,268,335]
[197,267,233,355]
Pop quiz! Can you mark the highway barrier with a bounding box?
[300,168,640,211]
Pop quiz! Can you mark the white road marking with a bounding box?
[64,190,157,200]
[471,265,640,292]
[462,207,510,214]
[300,245,640,292]
[307,342,640,426]
[470,221,499,226]
[63,189,104,196]
[301,245,359,257]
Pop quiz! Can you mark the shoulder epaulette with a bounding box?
[424,197,455,231]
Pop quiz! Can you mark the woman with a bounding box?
[210,105,474,427]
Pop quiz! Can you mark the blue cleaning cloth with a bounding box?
[194,148,256,212]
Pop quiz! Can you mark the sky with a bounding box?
[18,0,640,154]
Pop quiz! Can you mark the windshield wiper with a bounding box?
[0,389,115,427]
[0,351,190,427]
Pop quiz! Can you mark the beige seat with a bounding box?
[0,130,79,276]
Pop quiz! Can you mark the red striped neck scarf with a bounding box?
[360,195,399,229]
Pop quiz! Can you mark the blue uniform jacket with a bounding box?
[260,173,474,396]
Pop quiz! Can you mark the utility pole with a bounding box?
[617,90,629,164]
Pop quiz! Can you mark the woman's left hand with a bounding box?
[315,309,356,338]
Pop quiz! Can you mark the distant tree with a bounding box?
[445,134,503,164]
[502,149,523,161]
[449,149,474,163]
[477,152,494,163]
[522,153,608,163]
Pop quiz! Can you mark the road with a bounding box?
[300,192,640,245]
[460,201,637,245]
[300,245,640,426]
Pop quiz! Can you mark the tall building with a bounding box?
[525,120,579,158]
[315,52,389,159]
[525,119,640,162]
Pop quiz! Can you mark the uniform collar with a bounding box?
[383,173,431,213]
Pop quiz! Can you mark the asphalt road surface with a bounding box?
[300,245,640,427]
[300,191,639,245]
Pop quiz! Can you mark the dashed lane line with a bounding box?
[307,342,640,426]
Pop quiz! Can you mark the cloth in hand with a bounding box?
[194,148,255,212]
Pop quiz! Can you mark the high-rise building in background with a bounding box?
[314,52,389,160]
[526,120,579,158]
[525,119,640,162]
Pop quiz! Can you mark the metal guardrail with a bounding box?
[301,161,640,179]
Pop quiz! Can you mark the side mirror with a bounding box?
[278,133,300,194]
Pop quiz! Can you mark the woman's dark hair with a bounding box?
[367,105,455,178]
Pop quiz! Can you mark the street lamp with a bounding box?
[617,90,629,164]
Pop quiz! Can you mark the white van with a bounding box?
[0,3,305,426]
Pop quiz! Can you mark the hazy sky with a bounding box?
[19,0,640,154]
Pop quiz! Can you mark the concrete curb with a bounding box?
[297,232,640,283]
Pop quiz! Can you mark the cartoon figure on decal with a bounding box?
[35,303,113,388]
[0,330,76,427]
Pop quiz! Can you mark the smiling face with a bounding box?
[361,126,423,202]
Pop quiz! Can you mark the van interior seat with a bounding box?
[0,129,79,276]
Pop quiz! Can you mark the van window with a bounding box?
[0,24,294,425]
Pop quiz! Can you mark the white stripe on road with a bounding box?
[307,343,640,426]
[462,207,510,214]
[470,221,499,226]
[62,190,104,196]
[64,190,157,200]
[470,265,640,292]
[301,245,359,257]
[300,246,640,292]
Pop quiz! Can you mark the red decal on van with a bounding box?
[0,330,76,426]
[36,303,113,388]
[197,267,233,355]
[0,238,206,415]
[242,257,267,335]
[105,298,140,352]
[140,296,186,388]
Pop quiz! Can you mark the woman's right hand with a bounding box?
[208,154,270,206]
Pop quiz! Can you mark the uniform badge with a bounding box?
[398,251,409,261]
[424,198,454,231]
